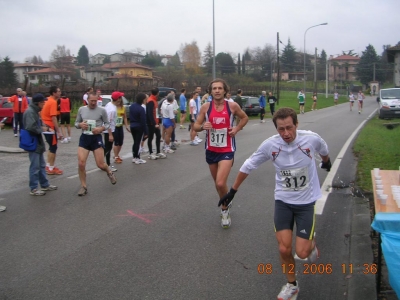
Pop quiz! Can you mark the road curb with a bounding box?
[0,146,26,153]
[347,196,377,300]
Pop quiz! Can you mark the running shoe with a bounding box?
[221,209,231,228]
[46,167,63,175]
[61,138,68,144]
[156,153,167,159]
[180,125,186,129]
[108,172,117,185]
[135,159,147,164]
[132,158,137,163]
[277,281,299,300]
[78,186,87,196]
[190,141,199,146]
[110,166,118,172]
[148,154,158,160]
[170,144,177,151]
[164,148,175,153]
[14,134,18,137]
[67,137,71,141]
[30,189,46,196]
[0,205,6,212]
[114,156,123,163]
[42,185,58,191]
[195,137,202,142]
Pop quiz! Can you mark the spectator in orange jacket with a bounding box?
[8,88,29,137]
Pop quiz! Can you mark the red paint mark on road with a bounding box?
[116,210,161,223]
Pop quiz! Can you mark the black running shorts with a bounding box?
[274,200,315,240]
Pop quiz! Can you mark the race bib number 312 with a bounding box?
[280,167,309,191]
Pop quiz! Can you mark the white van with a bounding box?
[378,88,400,119]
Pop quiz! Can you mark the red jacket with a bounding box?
[8,95,28,113]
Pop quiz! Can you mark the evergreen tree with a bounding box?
[103,56,111,64]
[280,39,297,72]
[215,52,235,75]
[77,45,89,66]
[0,56,18,88]
[202,43,214,74]
[356,44,384,85]
[237,54,241,75]
[243,49,251,61]
[317,49,327,80]
[141,51,163,68]
[169,52,181,68]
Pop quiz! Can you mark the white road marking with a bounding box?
[316,109,377,215]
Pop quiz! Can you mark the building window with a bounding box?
[30,76,36,80]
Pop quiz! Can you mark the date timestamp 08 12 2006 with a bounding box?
[257,263,378,275]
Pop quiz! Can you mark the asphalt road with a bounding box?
[0,98,380,299]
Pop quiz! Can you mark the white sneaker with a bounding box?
[165,148,175,153]
[221,209,231,228]
[148,154,158,160]
[67,137,71,141]
[156,153,167,159]
[135,159,147,164]
[61,138,68,143]
[190,141,199,146]
[262,120,266,123]
[141,148,149,154]
[195,137,202,142]
[132,158,137,163]
[277,281,299,300]
[14,134,18,137]
[110,165,118,172]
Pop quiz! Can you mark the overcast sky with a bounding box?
[1,0,399,63]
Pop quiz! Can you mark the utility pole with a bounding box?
[277,32,280,104]
[326,60,328,98]
[314,47,317,93]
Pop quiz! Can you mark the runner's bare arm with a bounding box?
[193,103,210,132]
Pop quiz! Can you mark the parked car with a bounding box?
[243,96,261,116]
[157,87,176,100]
[377,88,400,119]
[99,95,131,118]
[0,97,13,124]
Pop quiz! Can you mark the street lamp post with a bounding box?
[303,22,327,95]
[212,0,216,79]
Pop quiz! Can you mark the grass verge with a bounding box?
[353,114,400,191]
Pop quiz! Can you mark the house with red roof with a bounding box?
[328,54,360,82]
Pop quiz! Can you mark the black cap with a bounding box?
[32,93,47,103]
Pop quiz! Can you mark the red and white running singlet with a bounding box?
[205,100,235,153]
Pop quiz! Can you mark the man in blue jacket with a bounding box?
[258,91,267,123]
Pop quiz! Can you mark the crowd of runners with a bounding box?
[3,78,336,300]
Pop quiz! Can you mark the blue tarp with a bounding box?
[371,213,400,298]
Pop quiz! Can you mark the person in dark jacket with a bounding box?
[23,93,58,196]
[130,93,149,164]
[267,91,278,116]
[258,91,267,123]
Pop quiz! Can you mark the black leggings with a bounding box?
[130,127,144,159]
[260,108,266,120]
[13,112,24,134]
[104,133,113,166]
[269,103,275,115]
[147,125,161,154]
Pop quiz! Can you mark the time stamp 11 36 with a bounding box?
[257,263,378,275]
